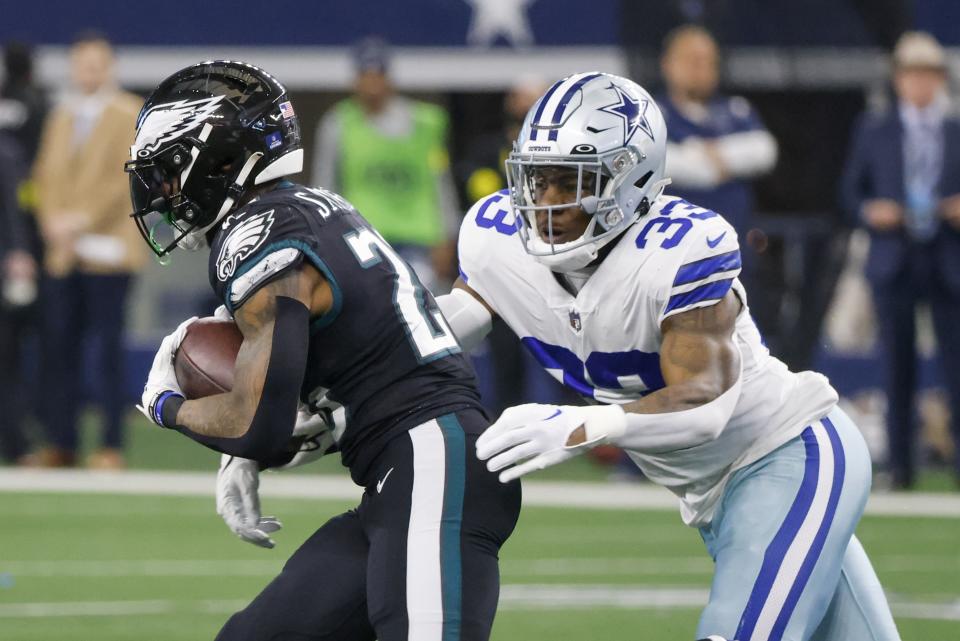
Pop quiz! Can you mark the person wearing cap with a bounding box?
[312,37,460,294]
[841,31,960,489]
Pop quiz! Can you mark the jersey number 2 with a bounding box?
[344,228,460,363]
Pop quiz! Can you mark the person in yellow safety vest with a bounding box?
[313,37,460,294]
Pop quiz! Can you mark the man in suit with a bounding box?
[27,32,144,468]
[842,31,960,489]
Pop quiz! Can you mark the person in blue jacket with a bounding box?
[841,31,960,489]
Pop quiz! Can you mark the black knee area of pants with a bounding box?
[215,511,376,641]
[216,410,521,641]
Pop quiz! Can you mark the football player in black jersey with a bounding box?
[128,61,520,641]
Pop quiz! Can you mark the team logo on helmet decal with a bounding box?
[598,83,654,143]
[132,95,225,158]
[216,209,276,281]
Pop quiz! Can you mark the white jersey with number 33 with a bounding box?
[458,191,839,526]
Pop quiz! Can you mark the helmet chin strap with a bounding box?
[527,215,603,273]
[176,152,264,251]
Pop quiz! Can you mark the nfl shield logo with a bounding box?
[569,310,582,332]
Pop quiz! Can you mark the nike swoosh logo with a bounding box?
[586,126,614,134]
[377,467,394,494]
[706,232,727,248]
[545,409,562,420]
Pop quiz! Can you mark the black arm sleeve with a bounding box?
[171,296,310,464]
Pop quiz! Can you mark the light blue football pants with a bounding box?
[696,407,901,641]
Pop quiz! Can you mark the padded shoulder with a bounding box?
[639,197,743,323]
[210,199,309,311]
[456,190,518,299]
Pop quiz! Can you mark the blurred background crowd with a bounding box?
[0,0,957,491]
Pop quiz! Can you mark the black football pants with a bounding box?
[215,409,522,641]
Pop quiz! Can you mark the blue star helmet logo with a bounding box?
[598,83,654,143]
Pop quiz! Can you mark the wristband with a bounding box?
[580,404,628,444]
[155,391,185,428]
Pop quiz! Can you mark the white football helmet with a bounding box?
[506,72,668,272]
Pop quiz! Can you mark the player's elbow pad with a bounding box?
[435,288,493,352]
[174,297,310,464]
[592,376,742,454]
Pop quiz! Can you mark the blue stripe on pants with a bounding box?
[735,426,820,641]
[735,421,847,641]
[769,418,846,640]
[438,413,465,641]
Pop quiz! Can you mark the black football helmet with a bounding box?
[125,60,302,258]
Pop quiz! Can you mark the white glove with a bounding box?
[137,316,197,426]
[305,388,348,442]
[475,403,615,483]
[212,305,232,321]
[272,405,339,470]
[216,454,282,548]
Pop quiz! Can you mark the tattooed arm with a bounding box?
[169,264,332,459]
[623,291,741,417]
[560,292,743,452]
[475,292,745,481]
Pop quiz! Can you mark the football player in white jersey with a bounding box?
[434,72,901,641]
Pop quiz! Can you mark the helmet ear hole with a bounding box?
[634,170,653,189]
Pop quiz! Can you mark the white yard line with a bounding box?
[0,557,713,578]
[0,469,958,518]
[4,554,956,579]
[0,588,956,622]
[0,560,282,577]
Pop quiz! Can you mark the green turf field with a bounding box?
[0,490,957,641]
[2,413,958,639]
[71,410,960,490]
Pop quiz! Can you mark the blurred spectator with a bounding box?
[658,25,778,237]
[25,32,144,469]
[459,76,548,206]
[657,25,779,334]
[841,31,960,489]
[457,77,549,415]
[0,42,49,161]
[0,41,48,464]
[0,132,35,463]
[312,37,460,293]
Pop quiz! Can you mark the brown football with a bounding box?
[173,317,243,399]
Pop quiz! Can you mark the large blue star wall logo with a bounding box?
[598,83,654,143]
[464,0,536,47]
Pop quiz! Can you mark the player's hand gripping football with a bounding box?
[216,455,282,549]
[137,316,198,427]
[476,403,611,483]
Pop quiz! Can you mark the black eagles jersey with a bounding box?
[207,182,483,481]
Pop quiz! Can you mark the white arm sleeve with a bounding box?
[435,288,493,352]
[582,375,742,454]
[715,129,778,178]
